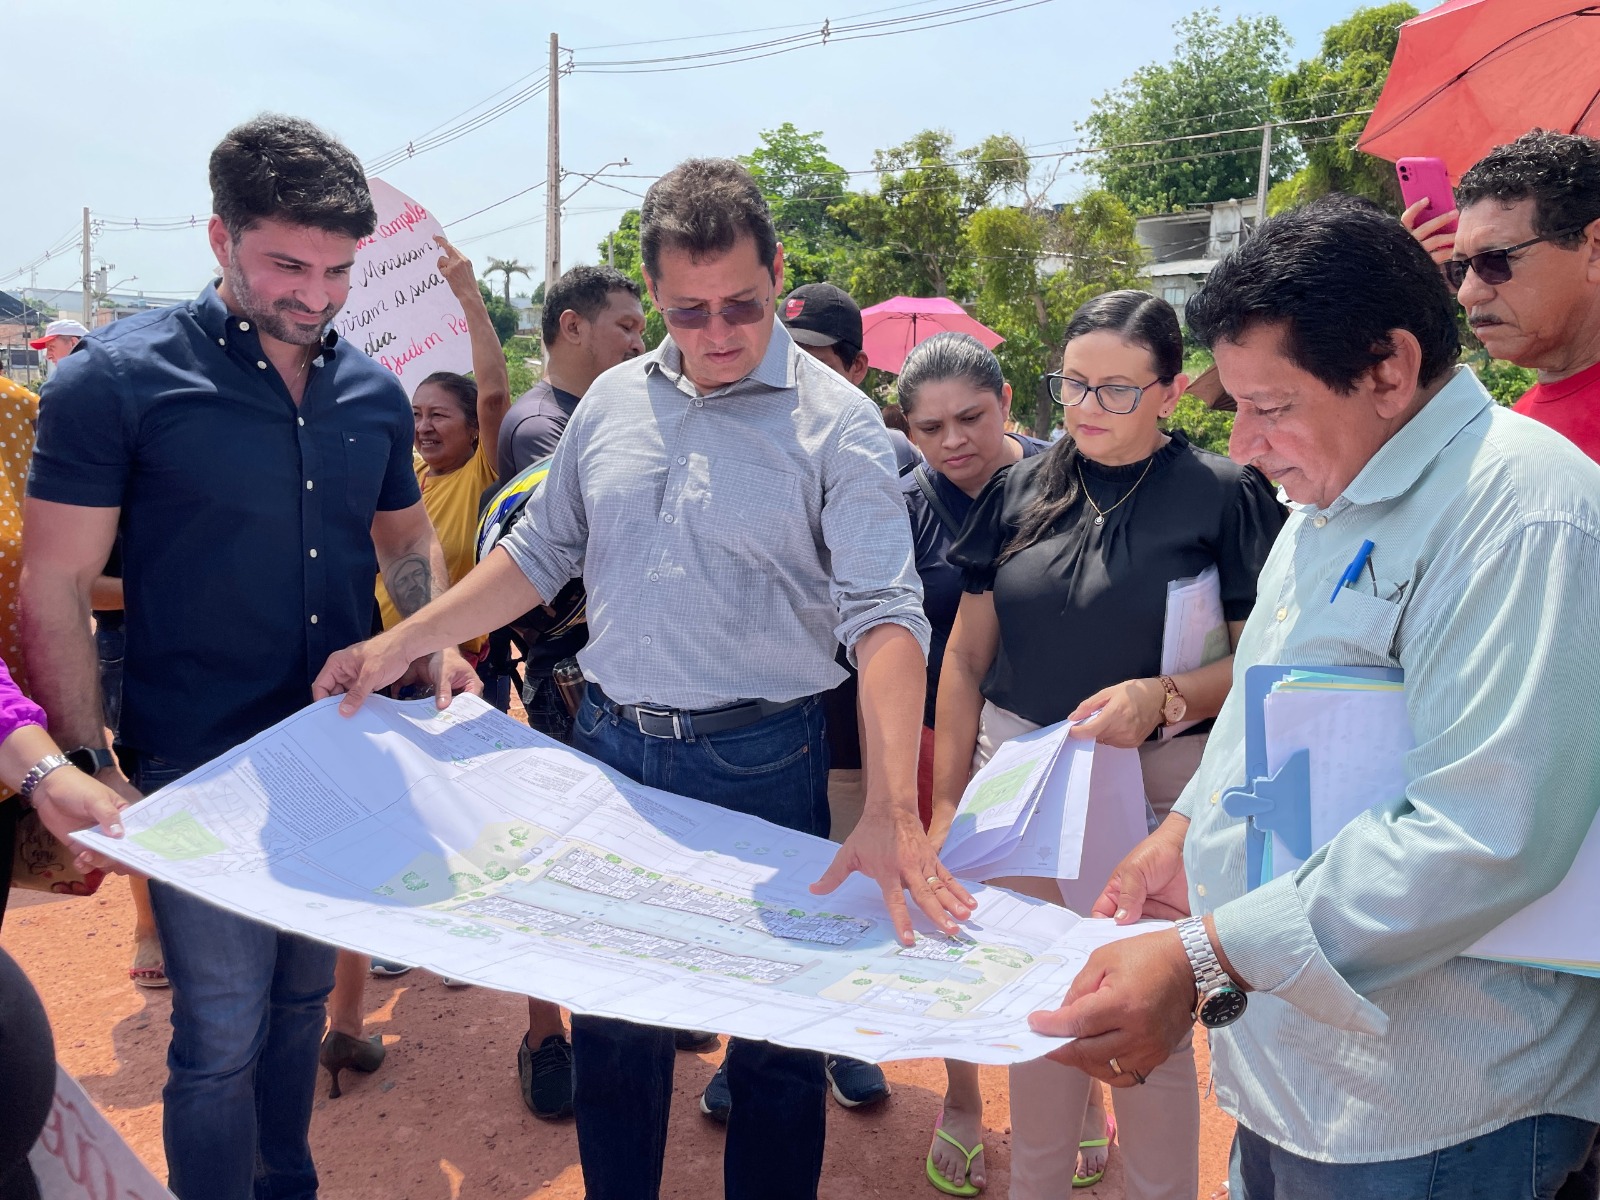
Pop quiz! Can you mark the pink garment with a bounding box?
[0,658,45,746]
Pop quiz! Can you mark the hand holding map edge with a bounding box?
[313,628,423,714]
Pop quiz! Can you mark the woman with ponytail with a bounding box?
[930,291,1283,1198]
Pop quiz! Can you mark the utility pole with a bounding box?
[1253,123,1273,236]
[81,207,92,325]
[543,32,561,292]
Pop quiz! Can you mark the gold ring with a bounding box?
[1108,1056,1122,1076]
[926,875,943,887]
[1132,1069,1148,1085]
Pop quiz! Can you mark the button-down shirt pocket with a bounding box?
[710,454,819,563]
[1292,589,1404,668]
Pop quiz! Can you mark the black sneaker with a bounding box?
[517,1033,574,1121]
[674,1029,720,1053]
[825,1056,890,1109]
[698,1060,731,1124]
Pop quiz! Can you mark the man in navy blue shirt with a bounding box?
[22,114,475,1200]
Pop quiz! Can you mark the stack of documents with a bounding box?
[1226,666,1600,978]
[1160,564,1230,739]
[937,720,1147,907]
[1260,670,1410,881]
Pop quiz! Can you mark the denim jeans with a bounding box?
[94,619,124,739]
[1230,1115,1600,1199]
[568,686,830,1200]
[132,755,337,1200]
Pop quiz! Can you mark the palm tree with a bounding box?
[484,257,532,305]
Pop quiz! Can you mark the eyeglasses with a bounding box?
[660,297,768,331]
[1046,374,1168,415]
[1442,232,1578,289]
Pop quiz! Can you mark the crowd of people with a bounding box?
[0,110,1596,1200]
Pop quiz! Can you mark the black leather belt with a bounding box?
[591,685,805,740]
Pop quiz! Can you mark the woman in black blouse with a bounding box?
[932,292,1283,1199]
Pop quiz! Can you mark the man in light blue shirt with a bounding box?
[1030,195,1600,1198]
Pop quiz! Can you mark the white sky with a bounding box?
[7,0,1364,304]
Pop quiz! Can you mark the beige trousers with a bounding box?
[973,701,1202,1200]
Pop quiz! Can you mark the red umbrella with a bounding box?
[1358,0,1600,181]
[859,296,1003,374]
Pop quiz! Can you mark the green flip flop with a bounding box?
[926,1117,985,1197]
[1073,1112,1117,1188]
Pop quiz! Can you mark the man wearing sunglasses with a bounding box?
[1433,131,1600,463]
[313,158,965,1200]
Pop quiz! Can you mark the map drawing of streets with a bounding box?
[80,694,1161,1065]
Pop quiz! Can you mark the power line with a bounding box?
[365,67,550,165]
[567,0,955,50]
[443,182,547,228]
[602,110,1372,187]
[365,74,554,175]
[569,0,1052,74]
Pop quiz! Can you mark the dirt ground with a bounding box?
[4,878,1235,1199]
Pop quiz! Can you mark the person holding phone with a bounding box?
[1404,131,1600,466]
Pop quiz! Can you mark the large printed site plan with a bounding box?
[84,694,1155,1064]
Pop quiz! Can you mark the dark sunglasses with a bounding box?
[660,297,767,331]
[1045,374,1169,415]
[1442,231,1579,289]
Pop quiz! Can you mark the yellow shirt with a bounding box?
[375,441,499,654]
[0,377,39,692]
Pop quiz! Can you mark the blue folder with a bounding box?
[1221,664,1404,889]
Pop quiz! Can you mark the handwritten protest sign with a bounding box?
[30,1065,175,1200]
[334,179,472,395]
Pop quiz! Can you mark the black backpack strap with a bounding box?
[913,463,964,537]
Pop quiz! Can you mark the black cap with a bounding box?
[780,283,862,353]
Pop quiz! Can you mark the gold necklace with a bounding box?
[1078,455,1156,527]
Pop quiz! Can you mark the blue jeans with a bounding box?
[568,687,830,1200]
[132,755,336,1200]
[94,619,124,739]
[1230,1116,1600,1199]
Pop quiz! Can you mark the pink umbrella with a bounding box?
[859,296,1004,374]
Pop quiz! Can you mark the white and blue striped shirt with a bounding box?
[1176,367,1600,1161]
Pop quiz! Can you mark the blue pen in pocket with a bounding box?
[1329,539,1375,604]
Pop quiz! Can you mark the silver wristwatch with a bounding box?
[1177,915,1248,1028]
[18,753,73,803]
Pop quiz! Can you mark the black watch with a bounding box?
[65,746,117,775]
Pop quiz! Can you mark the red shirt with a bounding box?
[1515,358,1600,463]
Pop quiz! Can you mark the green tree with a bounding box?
[739,123,854,288]
[1268,4,1417,213]
[830,129,1030,302]
[596,210,666,349]
[483,256,531,304]
[504,335,539,395]
[1082,10,1297,214]
[967,190,1147,435]
[478,281,519,344]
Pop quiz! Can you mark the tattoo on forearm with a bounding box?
[386,553,433,617]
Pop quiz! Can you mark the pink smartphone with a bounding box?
[1397,157,1457,233]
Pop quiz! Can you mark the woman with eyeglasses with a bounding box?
[930,291,1283,1198]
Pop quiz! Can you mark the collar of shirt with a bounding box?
[648,317,797,397]
[1309,367,1486,513]
[1524,355,1600,403]
[190,279,340,371]
[549,383,581,415]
